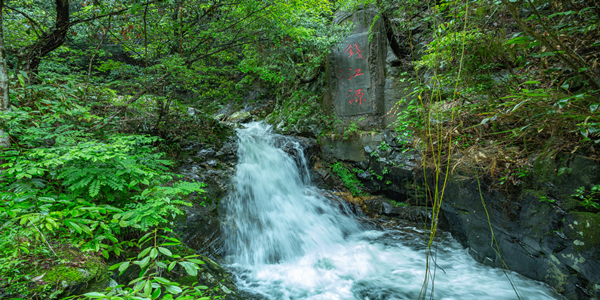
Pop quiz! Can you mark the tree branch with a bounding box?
[187,39,263,65]
[89,72,171,132]
[4,5,43,38]
[70,2,157,26]
[500,0,599,90]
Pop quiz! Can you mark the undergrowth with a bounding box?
[331,162,365,196]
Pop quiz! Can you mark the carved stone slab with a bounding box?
[334,32,372,116]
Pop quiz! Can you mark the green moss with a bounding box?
[520,189,547,200]
[173,244,197,256]
[32,255,107,299]
[564,212,600,250]
[176,275,198,286]
[45,256,104,283]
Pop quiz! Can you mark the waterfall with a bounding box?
[222,122,559,300]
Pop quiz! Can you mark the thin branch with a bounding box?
[89,72,171,132]
[4,5,43,38]
[185,2,274,57]
[69,2,157,26]
[500,0,599,90]
[187,39,263,65]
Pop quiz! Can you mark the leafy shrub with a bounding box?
[331,162,365,196]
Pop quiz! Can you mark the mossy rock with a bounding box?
[31,255,108,299]
[563,212,600,251]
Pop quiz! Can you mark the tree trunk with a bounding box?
[0,0,10,147]
[19,0,70,77]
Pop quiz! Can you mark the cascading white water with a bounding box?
[223,122,560,300]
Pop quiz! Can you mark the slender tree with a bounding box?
[0,0,10,148]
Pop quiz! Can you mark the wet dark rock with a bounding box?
[436,164,600,300]
[197,255,245,300]
[317,126,600,299]
[178,142,237,260]
[364,198,432,224]
[273,135,318,171]
[381,129,398,147]
[215,137,238,163]
[196,148,215,158]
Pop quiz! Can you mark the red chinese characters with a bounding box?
[344,43,365,59]
[340,68,364,81]
[347,89,365,105]
[348,68,364,80]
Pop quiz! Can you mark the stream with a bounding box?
[222,122,561,300]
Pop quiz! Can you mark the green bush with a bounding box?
[331,162,365,196]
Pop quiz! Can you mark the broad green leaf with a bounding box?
[154,277,171,284]
[152,287,161,299]
[168,261,176,272]
[83,292,106,298]
[150,248,158,259]
[138,246,152,259]
[144,280,152,296]
[118,261,130,273]
[165,285,182,294]
[179,261,199,276]
[187,259,205,265]
[158,247,173,257]
[138,256,151,268]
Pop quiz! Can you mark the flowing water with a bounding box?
[222,122,560,300]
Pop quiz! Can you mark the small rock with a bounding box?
[358,171,372,180]
[206,160,218,168]
[197,148,215,158]
[226,111,252,123]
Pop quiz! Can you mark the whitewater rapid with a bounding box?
[222,122,560,300]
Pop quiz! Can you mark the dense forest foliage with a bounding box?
[0,0,599,299]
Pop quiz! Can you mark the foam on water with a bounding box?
[222,122,560,300]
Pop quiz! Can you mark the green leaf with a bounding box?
[590,104,599,113]
[165,285,183,294]
[118,261,130,274]
[154,277,171,284]
[17,74,26,87]
[520,81,541,85]
[138,246,152,259]
[138,232,153,244]
[150,247,158,259]
[187,259,205,265]
[138,256,151,269]
[144,280,152,296]
[179,261,199,276]
[151,287,161,299]
[505,36,534,45]
[168,261,176,272]
[83,292,106,298]
[158,247,173,257]
[109,262,122,271]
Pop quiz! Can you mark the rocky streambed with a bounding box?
[173,121,599,300]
